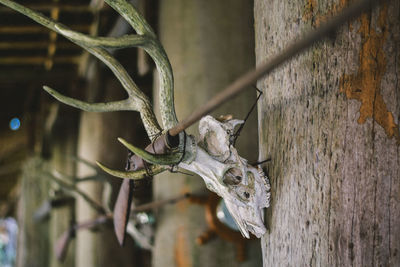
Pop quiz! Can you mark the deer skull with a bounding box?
[179,116,270,238]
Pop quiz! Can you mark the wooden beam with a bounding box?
[0,41,77,49]
[44,7,60,70]
[0,56,81,65]
[0,161,23,176]
[0,68,77,81]
[0,4,96,13]
[0,25,91,34]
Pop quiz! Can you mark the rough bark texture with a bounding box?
[153,1,262,266]
[255,0,400,266]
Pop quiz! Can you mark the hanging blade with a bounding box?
[113,178,134,246]
[113,133,172,246]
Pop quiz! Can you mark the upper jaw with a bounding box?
[224,198,267,239]
[179,133,271,239]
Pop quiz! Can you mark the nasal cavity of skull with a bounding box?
[223,168,242,185]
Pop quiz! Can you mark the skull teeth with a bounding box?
[256,166,271,208]
[257,167,271,191]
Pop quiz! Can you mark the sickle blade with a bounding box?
[54,228,74,262]
[113,134,171,245]
[113,178,133,246]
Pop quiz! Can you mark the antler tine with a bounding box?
[54,25,149,48]
[42,86,133,112]
[103,0,156,38]
[96,161,166,179]
[118,137,183,165]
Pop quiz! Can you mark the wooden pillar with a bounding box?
[16,158,50,267]
[154,1,262,266]
[75,63,138,267]
[48,104,79,267]
[255,0,400,265]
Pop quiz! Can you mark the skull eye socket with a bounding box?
[235,186,251,202]
[246,171,255,184]
[223,168,242,185]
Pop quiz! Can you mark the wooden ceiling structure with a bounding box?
[0,0,101,71]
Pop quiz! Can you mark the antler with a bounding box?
[0,0,177,138]
[0,0,189,246]
[0,0,273,242]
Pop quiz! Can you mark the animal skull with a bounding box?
[179,116,271,238]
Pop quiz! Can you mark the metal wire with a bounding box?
[169,0,383,136]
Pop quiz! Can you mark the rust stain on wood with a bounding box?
[174,226,191,267]
[315,0,349,27]
[302,1,398,143]
[340,4,400,144]
[303,0,349,27]
[303,0,317,22]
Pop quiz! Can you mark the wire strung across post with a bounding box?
[231,86,263,146]
[168,0,383,137]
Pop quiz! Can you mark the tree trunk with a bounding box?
[153,1,262,266]
[255,0,400,266]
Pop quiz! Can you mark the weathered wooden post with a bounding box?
[75,65,138,267]
[153,1,263,266]
[255,0,399,265]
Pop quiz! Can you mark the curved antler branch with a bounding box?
[118,137,183,165]
[104,0,156,38]
[104,0,178,129]
[43,86,134,112]
[55,24,148,48]
[96,161,166,180]
[55,19,177,129]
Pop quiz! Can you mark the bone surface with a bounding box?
[179,116,270,238]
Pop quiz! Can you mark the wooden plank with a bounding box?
[0,4,95,13]
[0,41,77,49]
[0,56,81,65]
[44,7,60,70]
[0,25,90,34]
